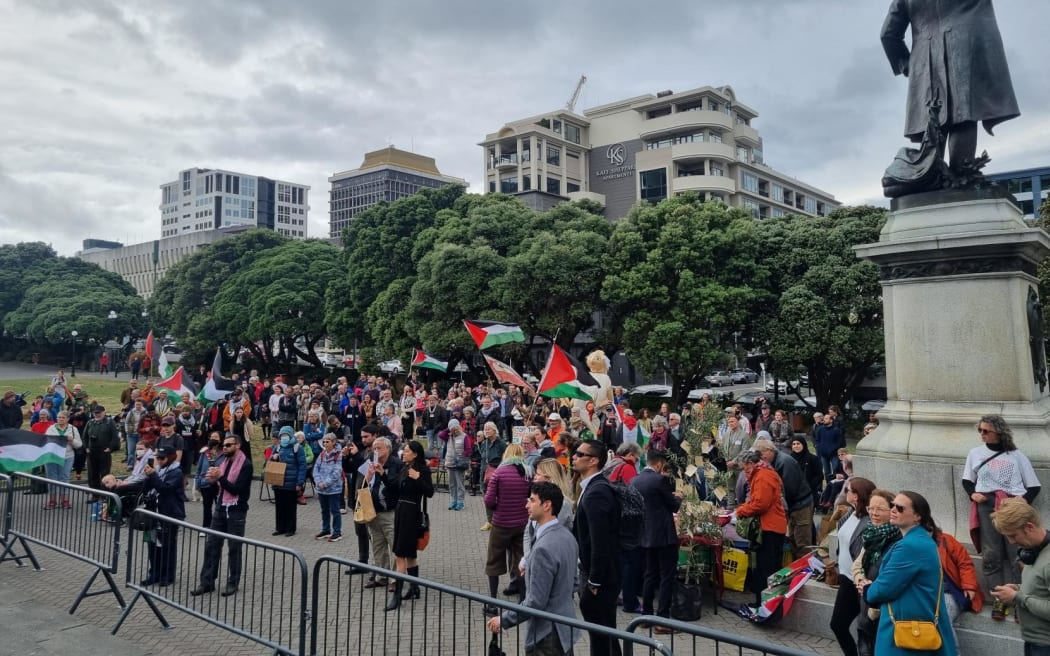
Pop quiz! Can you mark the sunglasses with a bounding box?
[222,442,237,448]
[573,450,596,458]
[977,428,995,435]
[892,503,909,513]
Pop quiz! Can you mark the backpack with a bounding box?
[610,478,645,551]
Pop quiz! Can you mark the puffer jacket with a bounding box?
[272,442,307,490]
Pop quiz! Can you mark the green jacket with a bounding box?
[84,416,120,451]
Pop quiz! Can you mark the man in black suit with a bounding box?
[572,440,622,656]
[630,450,683,631]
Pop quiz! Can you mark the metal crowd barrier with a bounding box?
[310,556,675,656]
[0,474,13,561]
[0,472,125,613]
[114,508,310,656]
[626,616,817,656]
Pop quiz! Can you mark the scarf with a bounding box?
[861,522,901,570]
[649,428,668,450]
[220,449,248,506]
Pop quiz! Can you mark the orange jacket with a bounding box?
[736,465,787,534]
[222,398,252,432]
[938,532,983,613]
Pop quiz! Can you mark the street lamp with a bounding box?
[70,330,78,378]
[107,310,118,377]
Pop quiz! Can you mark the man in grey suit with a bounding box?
[488,482,579,655]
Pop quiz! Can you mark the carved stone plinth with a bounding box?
[854,190,1050,538]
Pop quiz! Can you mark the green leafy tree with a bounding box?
[602,195,767,402]
[211,240,342,369]
[328,185,464,348]
[753,206,887,409]
[0,242,58,330]
[4,257,145,344]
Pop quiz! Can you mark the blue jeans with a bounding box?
[426,429,440,457]
[45,455,74,494]
[1025,643,1050,656]
[448,467,466,506]
[820,455,840,481]
[125,433,140,467]
[319,493,342,535]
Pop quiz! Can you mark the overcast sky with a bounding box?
[2,0,1049,255]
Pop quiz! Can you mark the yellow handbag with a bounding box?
[886,566,943,651]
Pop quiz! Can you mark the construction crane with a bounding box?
[565,75,587,113]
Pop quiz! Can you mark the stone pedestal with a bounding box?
[854,190,1050,538]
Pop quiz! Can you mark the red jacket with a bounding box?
[938,532,984,613]
[736,464,787,534]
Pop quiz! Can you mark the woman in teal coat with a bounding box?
[863,490,958,656]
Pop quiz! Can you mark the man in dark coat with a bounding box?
[572,440,622,656]
[84,406,120,497]
[140,445,186,586]
[881,0,1019,172]
[0,390,23,429]
[631,451,683,628]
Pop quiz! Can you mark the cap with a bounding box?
[724,407,734,414]
[547,412,561,421]
[155,446,174,458]
[93,405,106,414]
[160,416,176,426]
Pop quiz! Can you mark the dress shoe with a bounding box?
[363,577,388,589]
[502,583,521,596]
[272,530,283,536]
[344,565,367,576]
[190,586,215,596]
[139,578,156,586]
[654,625,677,635]
[156,580,172,587]
[483,604,500,616]
[622,605,644,614]
[220,584,238,597]
[285,532,296,537]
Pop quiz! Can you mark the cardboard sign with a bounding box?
[512,426,530,444]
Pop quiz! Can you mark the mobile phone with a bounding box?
[147,458,155,468]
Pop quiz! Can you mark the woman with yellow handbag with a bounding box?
[863,491,957,655]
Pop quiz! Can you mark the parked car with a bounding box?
[161,344,183,363]
[704,371,733,387]
[318,352,344,368]
[764,379,799,395]
[730,368,759,384]
[629,384,672,398]
[861,399,886,414]
[378,359,403,374]
[686,388,733,403]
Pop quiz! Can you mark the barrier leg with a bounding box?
[69,567,127,614]
[112,590,171,635]
[0,535,41,570]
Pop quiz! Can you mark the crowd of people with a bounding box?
[5,368,1050,656]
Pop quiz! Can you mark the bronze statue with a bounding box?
[880,0,1020,197]
[1028,287,1047,394]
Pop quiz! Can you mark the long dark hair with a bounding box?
[849,477,876,518]
[403,440,426,472]
[978,414,1017,451]
[899,490,938,535]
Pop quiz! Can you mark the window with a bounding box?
[488,181,496,193]
[742,197,760,218]
[640,169,667,203]
[771,184,785,202]
[567,181,580,193]
[278,184,292,203]
[710,164,724,177]
[500,176,518,194]
[546,146,561,166]
[522,175,532,191]
[805,197,818,214]
[771,207,786,218]
[646,107,672,119]
[708,132,722,143]
[182,171,191,195]
[546,177,560,195]
[521,142,530,163]
[741,173,759,193]
[737,146,750,161]
[708,100,720,112]
[487,147,496,169]
[552,119,562,134]
[232,176,240,195]
[565,123,581,144]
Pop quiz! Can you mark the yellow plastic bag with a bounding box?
[722,547,748,592]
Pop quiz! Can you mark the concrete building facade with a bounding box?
[480,85,838,219]
[328,147,466,238]
[160,168,310,239]
[77,228,247,298]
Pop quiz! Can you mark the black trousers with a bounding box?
[748,530,785,605]
[87,449,112,492]
[355,520,370,562]
[147,524,179,584]
[273,487,298,534]
[200,505,247,587]
[579,577,621,656]
[830,572,860,656]
[200,486,218,528]
[641,544,678,617]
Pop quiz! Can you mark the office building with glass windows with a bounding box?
[480,85,838,219]
[328,146,466,238]
[986,166,1050,219]
[160,168,310,239]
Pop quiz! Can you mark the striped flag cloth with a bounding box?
[463,320,525,350]
[0,428,66,474]
[411,349,448,373]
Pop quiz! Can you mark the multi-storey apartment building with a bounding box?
[481,85,838,219]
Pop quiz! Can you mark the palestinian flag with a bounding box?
[0,428,66,474]
[411,349,448,373]
[200,347,237,402]
[463,320,525,350]
[483,354,534,394]
[157,349,174,379]
[615,404,650,448]
[537,345,599,401]
[156,366,198,405]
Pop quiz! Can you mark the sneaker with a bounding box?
[327,533,343,542]
[992,599,1007,621]
[339,508,348,515]
[480,522,492,531]
[454,502,463,511]
[315,531,331,540]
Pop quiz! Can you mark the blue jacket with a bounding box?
[302,421,325,455]
[814,423,844,458]
[273,443,307,490]
[864,527,958,656]
[196,448,222,490]
[144,462,186,520]
[313,448,344,496]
